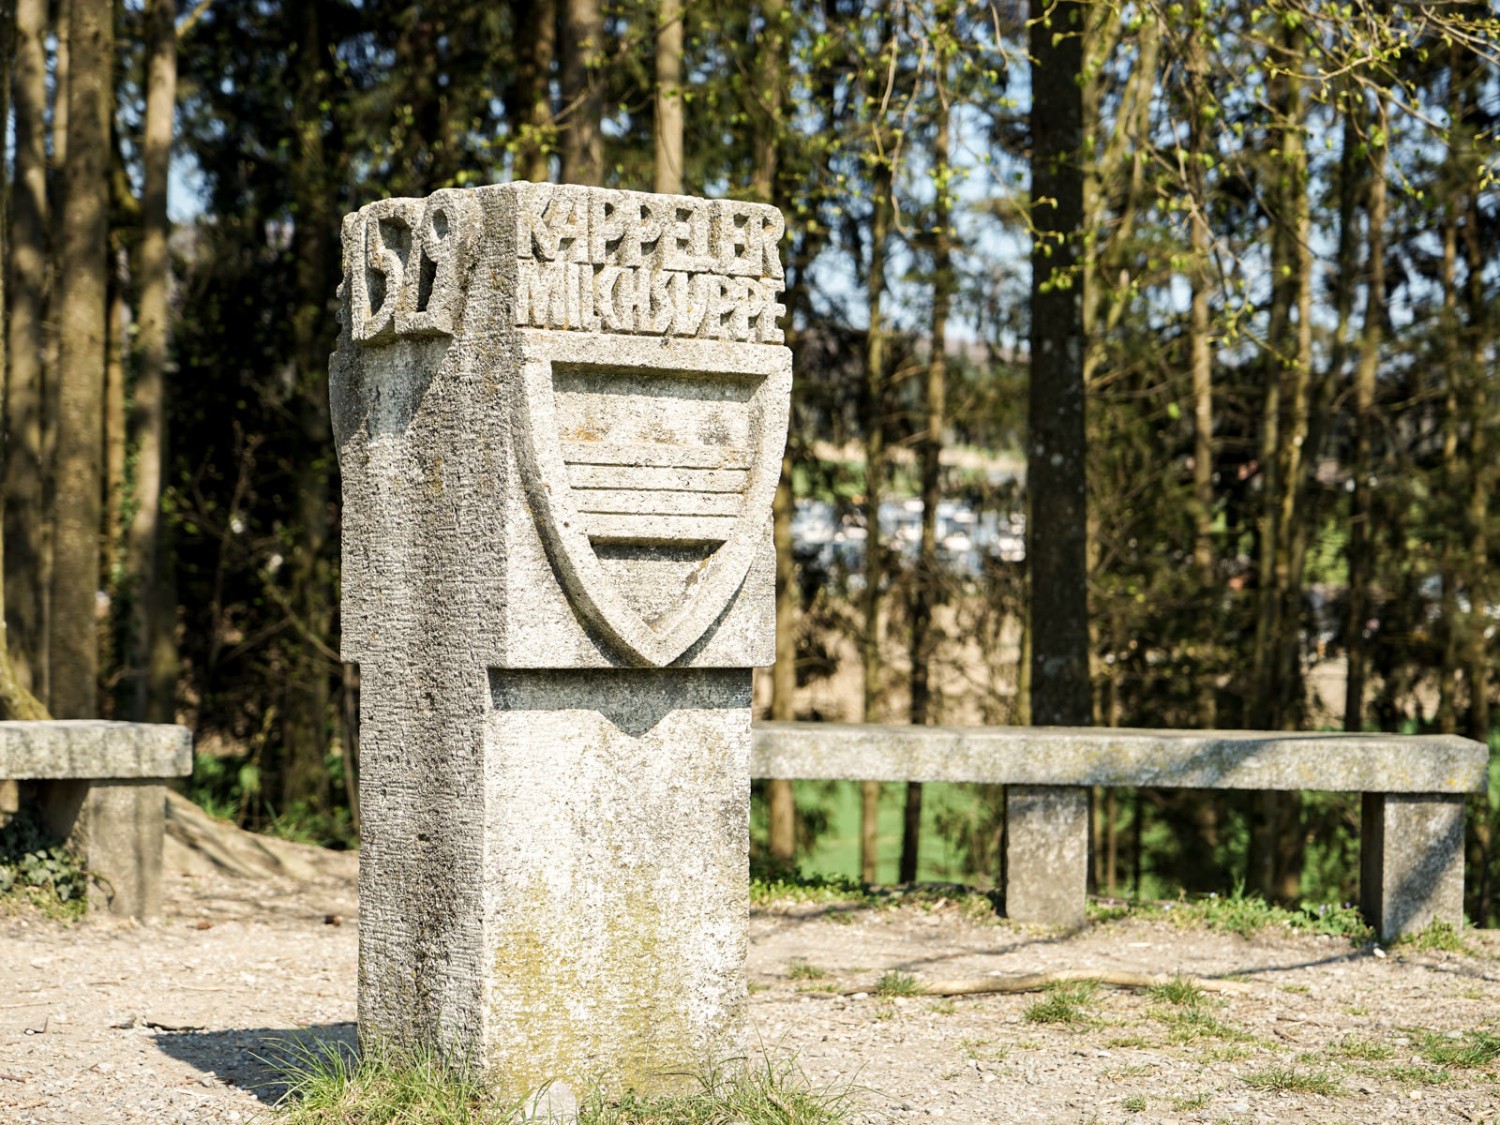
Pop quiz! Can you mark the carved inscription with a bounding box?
[346,191,472,344]
[514,186,786,344]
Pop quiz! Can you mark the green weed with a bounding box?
[1171,1092,1211,1111]
[788,962,828,981]
[268,1036,854,1125]
[1024,981,1099,1026]
[874,971,920,998]
[1122,1094,1147,1112]
[1416,1030,1500,1068]
[1395,920,1468,954]
[1332,1035,1392,1061]
[1239,1067,1342,1096]
[1148,1005,1252,1044]
[1147,976,1205,1007]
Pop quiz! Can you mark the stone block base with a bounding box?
[359,668,750,1100]
[35,778,166,919]
[1361,792,1465,942]
[1004,785,1088,928]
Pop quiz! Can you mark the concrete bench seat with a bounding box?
[751,722,1489,941]
[1,721,193,919]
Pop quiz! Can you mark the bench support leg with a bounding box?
[1360,792,1465,943]
[1005,785,1088,928]
[37,779,166,920]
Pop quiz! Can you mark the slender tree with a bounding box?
[125,0,178,722]
[50,0,113,718]
[562,0,603,185]
[1027,0,1091,727]
[513,0,556,182]
[4,0,51,700]
[653,0,683,194]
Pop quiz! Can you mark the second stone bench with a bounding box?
[751,723,1488,941]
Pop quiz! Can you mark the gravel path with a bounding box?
[3,853,1499,1124]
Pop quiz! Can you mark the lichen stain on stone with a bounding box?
[489,877,701,1098]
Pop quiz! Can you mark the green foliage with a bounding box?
[1415,1030,1500,1069]
[787,962,828,981]
[268,1036,854,1125]
[873,971,919,998]
[1393,919,1467,954]
[1331,1036,1392,1061]
[1023,981,1099,1026]
[186,752,357,851]
[0,808,88,913]
[1238,1068,1342,1096]
[1146,976,1204,1007]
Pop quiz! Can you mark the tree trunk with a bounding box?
[561,0,603,186]
[901,87,951,886]
[1027,0,1091,726]
[859,152,892,884]
[281,0,336,812]
[754,0,797,864]
[653,0,682,194]
[1185,3,1215,726]
[1344,98,1386,734]
[126,0,177,722]
[49,0,112,719]
[513,0,555,182]
[4,0,51,699]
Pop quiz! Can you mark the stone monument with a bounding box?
[331,183,789,1100]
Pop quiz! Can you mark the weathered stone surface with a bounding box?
[37,779,167,918]
[1004,786,1088,929]
[1361,793,1466,942]
[334,182,787,1096]
[0,720,192,779]
[751,723,1487,793]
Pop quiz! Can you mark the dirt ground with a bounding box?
[3,841,1499,1125]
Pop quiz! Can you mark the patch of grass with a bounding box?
[1344,1005,1369,1016]
[788,962,829,981]
[926,999,957,1016]
[1147,976,1205,1007]
[826,911,856,926]
[748,982,771,994]
[1376,1064,1453,1087]
[1332,1035,1392,1061]
[795,982,842,994]
[269,1037,854,1125]
[1279,984,1310,994]
[1024,981,1099,1027]
[1240,1067,1342,1096]
[1148,1005,1253,1045]
[1105,1064,1155,1080]
[1395,919,1468,954]
[1098,883,1375,943]
[1416,1030,1500,1068]
[874,971,920,998]
[1201,1044,1254,1063]
[1122,1094,1147,1112]
[1171,1092,1211,1111]
[1104,1035,1155,1050]
[749,867,874,908]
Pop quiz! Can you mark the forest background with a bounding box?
[2,0,1499,922]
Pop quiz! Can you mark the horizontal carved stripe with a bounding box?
[583,512,737,544]
[567,464,748,493]
[561,441,752,470]
[574,489,742,517]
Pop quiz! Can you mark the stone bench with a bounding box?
[751,722,1489,941]
[1,720,193,919]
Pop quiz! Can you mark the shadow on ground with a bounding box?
[152,1021,357,1105]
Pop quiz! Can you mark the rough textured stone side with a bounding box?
[1004,785,1088,929]
[0,720,192,779]
[751,723,1487,794]
[37,779,166,918]
[1361,793,1466,942]
[483,670,749,1097]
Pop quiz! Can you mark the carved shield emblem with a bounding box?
[515,331,790,667]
